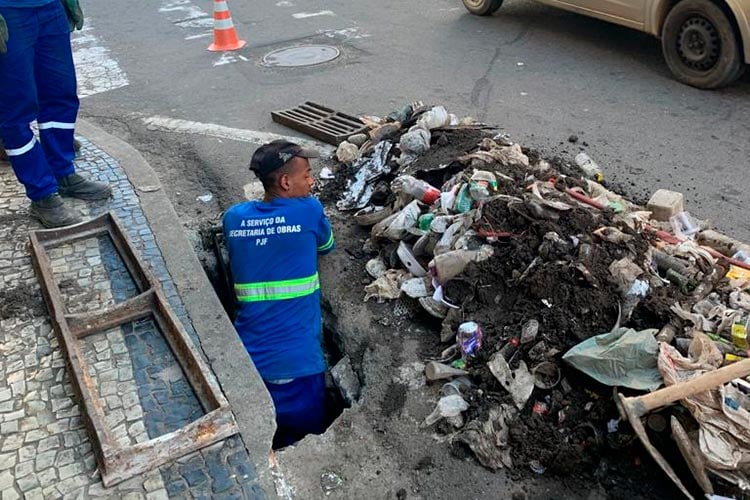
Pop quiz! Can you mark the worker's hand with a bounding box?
[0,14,8,54]
[61,0,84,31]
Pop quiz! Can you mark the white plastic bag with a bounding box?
[417,106,449,130]
[382,200,421,241]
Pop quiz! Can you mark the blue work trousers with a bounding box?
[0,2,79,201]
[266,372,327,449]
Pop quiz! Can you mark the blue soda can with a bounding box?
[458,321,483,358]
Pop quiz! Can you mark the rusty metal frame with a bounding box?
[28,212,238,487]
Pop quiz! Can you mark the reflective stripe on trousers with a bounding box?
[235,272,320,302]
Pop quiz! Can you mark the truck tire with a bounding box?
[661,0,745,89]
[462,0,503,16]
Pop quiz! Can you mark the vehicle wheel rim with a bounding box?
[464,0,485,8]
[676,16,721,71]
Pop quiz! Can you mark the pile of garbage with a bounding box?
[320,102,750,497]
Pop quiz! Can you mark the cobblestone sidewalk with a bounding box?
[0,138,263,499]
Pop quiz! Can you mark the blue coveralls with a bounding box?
[0,0,79,201]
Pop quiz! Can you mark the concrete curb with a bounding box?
[76,119,277,496]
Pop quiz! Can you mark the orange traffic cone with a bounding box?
[207,0,247,52]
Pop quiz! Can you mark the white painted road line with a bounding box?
[317,27,370,41]
[158,1,206,18]
[184,33,213,40]
[292,10,336,19]
[213,53,248,67]
[141,116,336,157]
[71,21,129,98]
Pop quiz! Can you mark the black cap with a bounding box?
[249,140,319,178]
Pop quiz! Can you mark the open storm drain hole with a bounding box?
[198,226,359,435]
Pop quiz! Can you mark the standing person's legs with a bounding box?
[35,1,76,179]
[35,1,110,201]
[0,6,58,202]
[266,373,327,449]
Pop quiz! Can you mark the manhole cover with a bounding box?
[262,45,340,67]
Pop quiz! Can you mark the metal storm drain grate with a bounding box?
[271,101,367,145]
[28,212,238,487]
[261,45,340,67]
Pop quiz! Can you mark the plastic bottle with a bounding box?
[520,319,540,344]
[498,337,520,361]
[574,152,604,182]
[441,376,473,397]
[453,183,473,213]
[666,268,694,292]
[390,175,440,204]
[418,213,434,231]
[653,251,692,277]
[469,170,498,202]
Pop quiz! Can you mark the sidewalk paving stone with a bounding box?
[0,137,263,499]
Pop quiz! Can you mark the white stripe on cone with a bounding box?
[214,18,234,29]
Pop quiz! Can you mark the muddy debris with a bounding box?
[0,282,45,321]
[312,102,750,498]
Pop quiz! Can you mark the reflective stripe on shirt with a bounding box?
[235,272,320,302]
[317,232,335,252]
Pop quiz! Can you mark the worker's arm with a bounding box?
[314,201,335,255]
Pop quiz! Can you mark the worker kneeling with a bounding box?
[223,140,335,448]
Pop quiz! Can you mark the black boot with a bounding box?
[29,193,81,228]
[57,173,112,201]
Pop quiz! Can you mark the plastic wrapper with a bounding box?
[457,405,516,470]
[364,269,409,303]
[670,211,701,239]
[399,126,431,155]
[487,353,535,409]
[337,141,393,210]
[382,200,421,241]
[423,394,469,426]
[562,327,661,391]
[417,105,449,130]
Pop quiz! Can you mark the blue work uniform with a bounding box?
[0,0,79,201]
[222,196,335,446]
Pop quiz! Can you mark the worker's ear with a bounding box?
[279,172,291,191]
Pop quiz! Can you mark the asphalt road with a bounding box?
[79,0,750,237]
